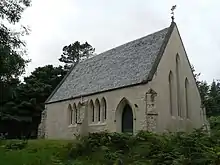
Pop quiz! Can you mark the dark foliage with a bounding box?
[0,0,32,138]
[59,41,95,70]
[0,65,66,138]
[65,126,220,165]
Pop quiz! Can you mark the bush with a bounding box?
[4,139,28,150]
[1,117,220,165]
[65,127,220,165]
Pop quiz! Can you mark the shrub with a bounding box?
[2,120,220,165]
[3,139,28,150]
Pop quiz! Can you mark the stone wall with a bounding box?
[45,84,148,139]
[145,89,158,132]
[38,109,47,138]
[42,86,159,139]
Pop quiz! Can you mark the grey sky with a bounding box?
[21,0,220,82]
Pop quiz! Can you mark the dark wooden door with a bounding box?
[122,104,133,133]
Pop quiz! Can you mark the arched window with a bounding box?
[176,54,181,117]
[101,97,107,122]
[95,99,101,122]
[89,100,95,123]
[68,104,73,125]
[77,103,81,123]
[73,103,77,124]
[169,71,174,116]
[185,78,190,118]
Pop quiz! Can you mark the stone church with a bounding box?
[39,22,208,139]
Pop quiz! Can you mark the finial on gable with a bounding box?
[171,5,177,22]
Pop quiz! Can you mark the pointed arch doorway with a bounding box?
[115,98,135,134]
[122,104,133,133]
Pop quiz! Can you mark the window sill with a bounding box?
[89,122,107,126]
[68,124,77,128]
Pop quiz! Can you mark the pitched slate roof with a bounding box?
[46,23,175,104]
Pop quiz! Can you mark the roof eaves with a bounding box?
[45,81,147,105]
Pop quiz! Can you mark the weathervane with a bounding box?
[171,5,177,22]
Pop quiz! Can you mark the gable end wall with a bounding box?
[150,25,205,132]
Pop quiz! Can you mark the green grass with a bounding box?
[0,140,72,165]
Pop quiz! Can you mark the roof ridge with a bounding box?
[79,26,170,64]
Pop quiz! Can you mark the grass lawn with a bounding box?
[0,139,72,165]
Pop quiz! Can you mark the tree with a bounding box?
[0,0,31,87]
[0,0,31,136]
[191,65,220,117]
[198,81,209,106]
[59,41,95,70]
[0,0,31,81]
[205,81,220,117]
[195,79,220,117]
[9,65,66,137]
[0,65,66,138]
[191,65,201,84]
[0,0,31,24]
[20,65,66,104]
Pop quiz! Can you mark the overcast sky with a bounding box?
[20,0,220,82]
